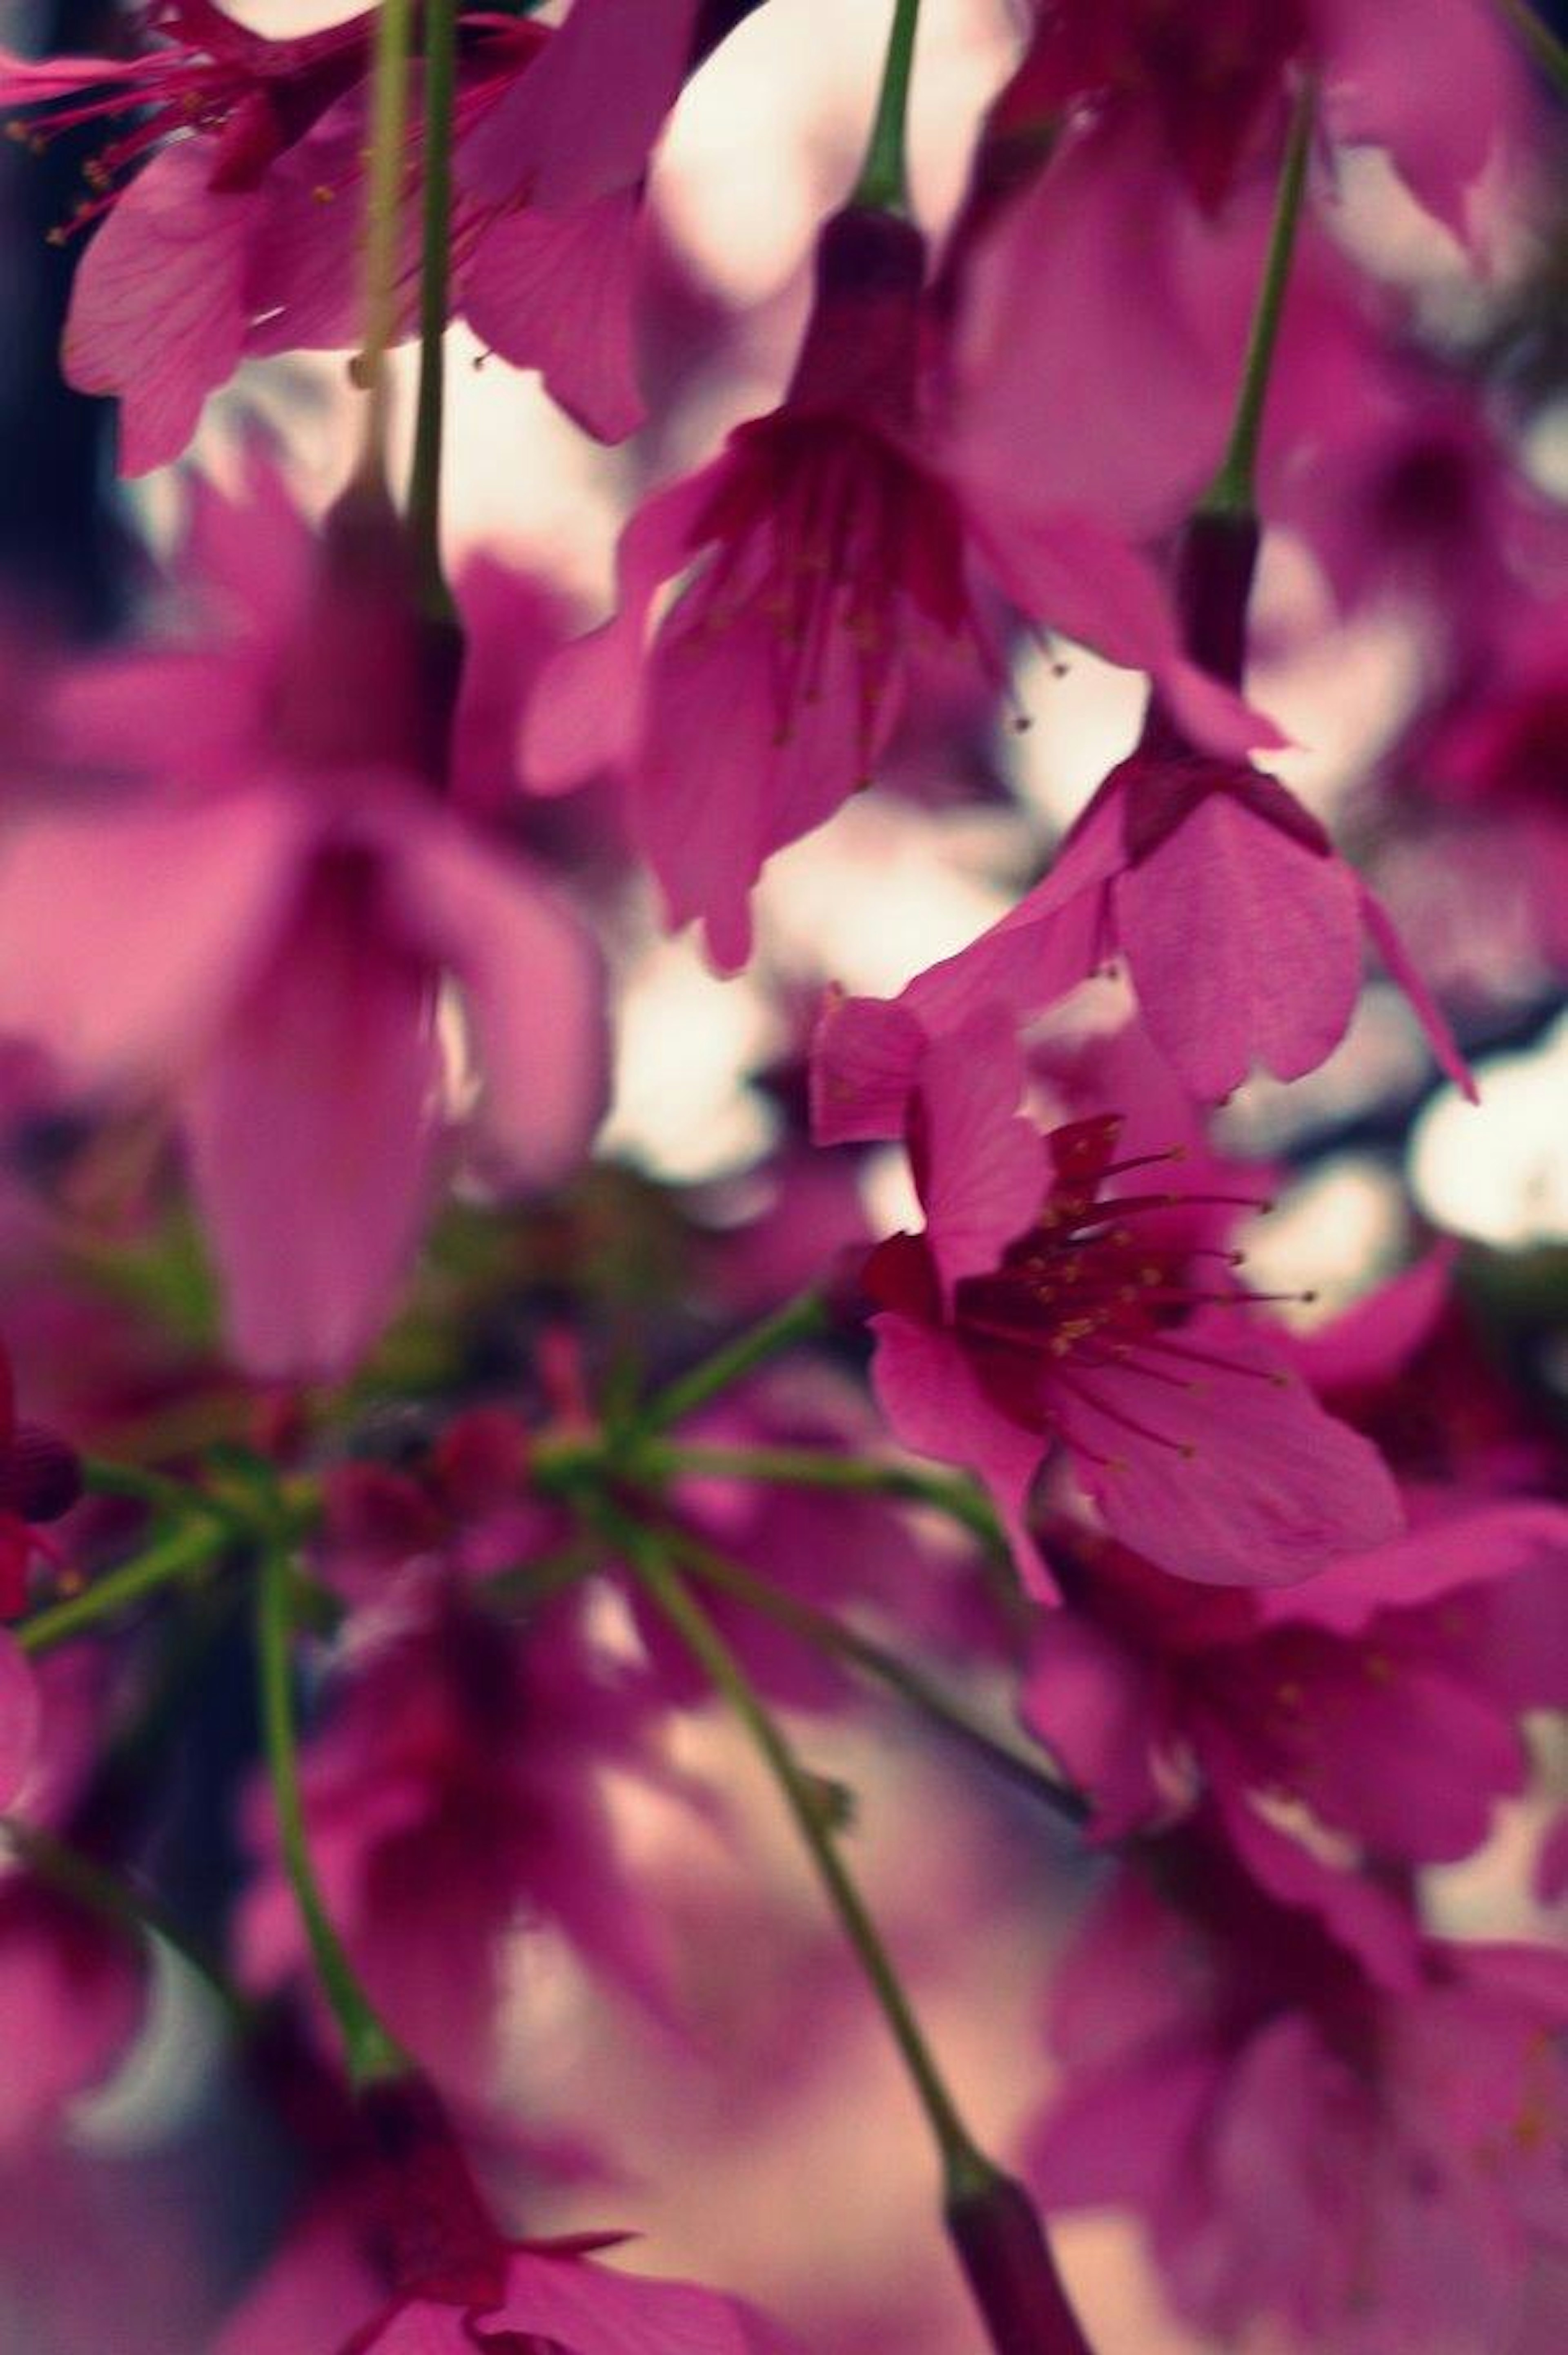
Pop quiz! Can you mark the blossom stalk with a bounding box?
[356,0,417,469]
[855,0,924,212]
[1200,73,1315,519]
[254,1538,408,2088]
[411,0,459,615]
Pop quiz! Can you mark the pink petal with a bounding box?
[1116,796,1364,1099]
[630,596,894,970]
[1286,1245,1456,1395]
[378,814,609,1191]
[0,787,308,1085]
[914,1011,1042,1293]
[522,466,722,794]
[974,503,1280,759]
[1028,2049,1216,2211]
[63,143,260,476]
[480,2247,777,2353]
[1358,879,1478,1100]
[0,1632,39,1809]
[353,2302,466,2355]
[1022,1615,1168,1839]
[1255,1502,1568,1636]
[1216,1792,1421,1990]
[464,191,646,444]
[808,992,926,1145]
[184,855,442,1379]
[870,1312,1048,1591]
[1058,1319,1404,1588]
[459,0,699,210]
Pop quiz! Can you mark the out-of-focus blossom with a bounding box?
[214,2074,795,2355]
[813,998,1401,1588]
[237,1576,674,2099]
[1027,1826,1568,2355]
[1026,1490,1568,1855]
[525,203,1269,970]
[0,457,608,1377]
[0,1626,38,1802]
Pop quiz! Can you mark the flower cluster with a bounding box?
[0,3,1562,2353]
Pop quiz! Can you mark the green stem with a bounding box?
[612,1505,987,2186]
[16,1519,228,1656]
[642,1439,1004,1550]
[254,1543,408,2088]
[659,1523,1086,1827]
[1199,74,1316,519]
[637,1292,830,1436]
[2,1818,256,2027]
[1494,0,1568,99]
[81,1458,207,1518]
[356,0,416,473]
[409,0,458,616]
[853,0,924,213]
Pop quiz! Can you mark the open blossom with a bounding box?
[524,202,1270,970]
[1027,1826,1568,2355]
[0,457,608,1377]
[2,0,722,466]
[813,996,1401,1590]
[1025,1488,1568,1855]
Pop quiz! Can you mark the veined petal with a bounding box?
[464,190,646,446]
[63,142,260,477]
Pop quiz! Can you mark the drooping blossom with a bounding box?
[0,455,608,1378]
[524,202,1272,970]
[812,995,1401,1590]
[1025,1488,1568,1857]
[1027,1823,1568,2355]
[2,0,739,465]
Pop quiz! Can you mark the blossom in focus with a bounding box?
[813,997,1401,1589]
[524,202,1270,970]
[1026,1826,1568,2355]
[0,457,608,1377]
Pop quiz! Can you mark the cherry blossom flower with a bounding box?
[1027,1826,1568,2355]
[524,202,1271,970]
[0,456,608,1377]
[814,997,1401,1590]
[238,1574,676,2099]
[2,0,733,464]
[1025,1491,1568,1854]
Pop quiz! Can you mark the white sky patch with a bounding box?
[1410,1012,1568,1247]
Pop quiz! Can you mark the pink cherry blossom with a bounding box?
[1025,1493,1568,1856]
[524,202,1270,970]
[833,727,1474,1104]
[0,459,608,1378]
[1027,1827,1568,2355]
[237,1577,675,2097]
[0,1,377,473]
[816,998,1401,1590]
